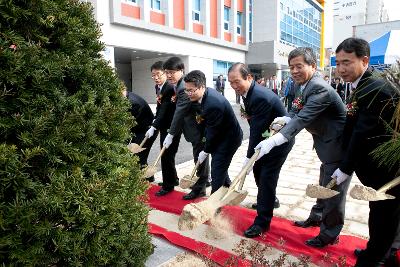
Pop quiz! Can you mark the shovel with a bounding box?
[306,178,340,199]
[178,149,259,230]
[350,176,400,201]
[179,161,201,189]
[143,147,166,178]
[127,136,148,154]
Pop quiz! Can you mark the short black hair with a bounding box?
[163,56,185,71]
[335,37,370,58]
[288,47,317,66]
[184,70,206,88]
[150,61,164,71]
[228,62,251,80]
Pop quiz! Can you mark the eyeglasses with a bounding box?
[151,72,164,79]
[184,88,199,95]
[164,70,181,76]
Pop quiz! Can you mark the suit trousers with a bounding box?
[307,161,352,242]
[159,129,181,190]
[253,139,294,228]
[132,129,157,169]
[191,140,210,193]
[210,138,242,194]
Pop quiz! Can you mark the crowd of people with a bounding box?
[126,38,399,267]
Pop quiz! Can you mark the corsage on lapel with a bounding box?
[156,94,162,104]
[346,100,358,116]
[171,92,177,103]
[291,96,304,112]
[195,113,204,124]
[240,104,250,119]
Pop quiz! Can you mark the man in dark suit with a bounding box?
[161,57,210,199]
[334,37,399,267]
[255,47,351,248]
[184,70,243,193]
[144,61,181,186]
[331,77,345,101]
[215,74,225,96]
[228,63,295,238]
[123,89,155,181]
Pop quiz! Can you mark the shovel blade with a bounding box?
[306,184,340,199]
[222,190,248,206]
[179,176,196,189]
[143,166,157,178]
[127,143,146,154]
[350,184,396,201]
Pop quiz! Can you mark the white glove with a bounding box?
[145,126,156,138]
[198,151,209,164]
[254,133,288,161]
[242,157,252,175]
[331,168,351,185]
[270,116,291,131]
[163,133,174,148]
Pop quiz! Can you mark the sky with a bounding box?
[324,0,400,48]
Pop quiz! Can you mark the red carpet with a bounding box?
[148,185,367,266]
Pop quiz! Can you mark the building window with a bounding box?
[150,0,161,10]
[213,60,233,80]
[249,0,253,42]
[192,0,200,21]
[124,0,137,4]
[236,12,242,35]
[224,6,230,31]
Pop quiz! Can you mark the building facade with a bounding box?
[332,0,389,50]
[353,19,400,42]
[88,0,250,103]
[246,0,324,83]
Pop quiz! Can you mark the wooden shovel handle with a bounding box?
[377,176,400,193]
[191,160,201,178]
[326,178,337,189]
[153,147,166,167]
[139,136,148,148]
[238,149,260,190]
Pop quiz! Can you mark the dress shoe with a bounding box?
[354,248,364,257]
[244,224,269,238]
[146,176,155,182]
[305,236,339,248]
[182,190,206,200]
[294,218,321,228]
[155,188,173,196]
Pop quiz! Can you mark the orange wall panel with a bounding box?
[237,36,245,45]
[173,0,185,30]
[210,0,218,38]
[224,32,232,42]
[150,11,165,25]
[224,0,231,8]
[193,23,204,34]
[121,3,140,19]
[237,0,244,12]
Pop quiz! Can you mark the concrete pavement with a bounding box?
[146,127,370,266]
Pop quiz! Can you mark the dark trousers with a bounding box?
[307,161,352,242]
[355,167,400,267]
[191,140,210,193]
[132,129,157,168]
[159,129,181,190]
[253,139,294,228]
[210,137,242,194]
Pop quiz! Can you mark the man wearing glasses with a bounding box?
[183,70,242,194]
[145,61,180,187]
[160,57,210,199]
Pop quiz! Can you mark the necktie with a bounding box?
[155,85,160,96]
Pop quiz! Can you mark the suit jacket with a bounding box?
[127,91,154,133]
[152,82,176,131]
[216,79,225,91]
[243,81,288,158]
[200,88,243,154]
[280,74,346,163]
[339,69,399,185]
[168,78,203,143]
